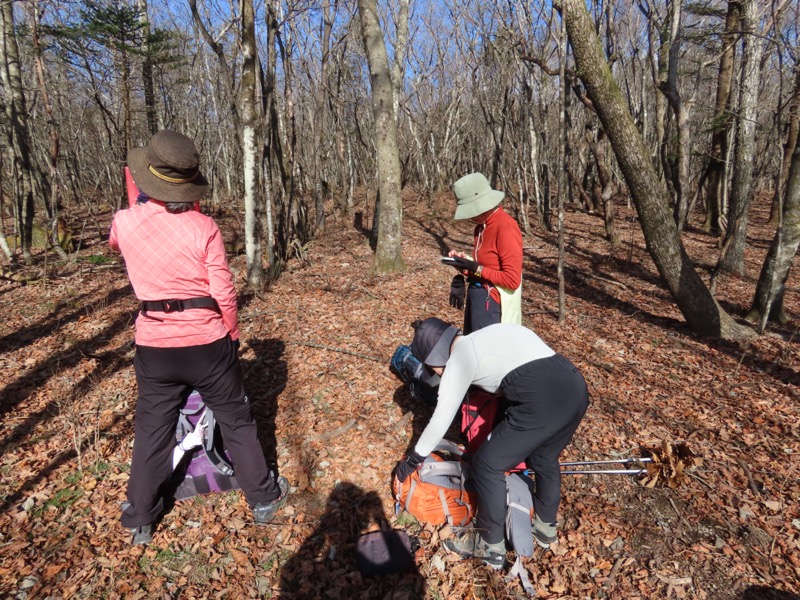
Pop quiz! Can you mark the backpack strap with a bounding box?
[505,473,535,557]
[197,407,235,476]
[433,439,465,456]
[202,408,215,452]
[176,411,194,442]
[422,456,474,527]
[505,556,536,597]
[504,473,536,595]
[419,460,464,479]
[437,488,454,526]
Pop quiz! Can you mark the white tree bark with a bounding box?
[241,0,263,289]
[717,0,764,275]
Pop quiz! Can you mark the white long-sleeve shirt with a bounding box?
[413,323,555,456]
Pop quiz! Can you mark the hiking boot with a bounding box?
[390,345,424,385]
[532,515,557,549]
[131,524,154,546]
[253,476,289,524]
[443,528,506,570]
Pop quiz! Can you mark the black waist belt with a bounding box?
[141,297,220,314]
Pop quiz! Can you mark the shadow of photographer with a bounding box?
[279,481,425,599]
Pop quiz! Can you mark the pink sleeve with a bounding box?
[109,215,120,252]
[205,221,240,340]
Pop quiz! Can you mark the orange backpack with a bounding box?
[392,442,478,527]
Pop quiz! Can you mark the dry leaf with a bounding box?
[230,548,250,567]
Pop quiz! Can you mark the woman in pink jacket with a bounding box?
[110,130,287,545]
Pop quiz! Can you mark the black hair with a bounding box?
[165,202,193,214]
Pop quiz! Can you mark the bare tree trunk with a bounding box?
[120,41,132,211]
[704,1,740,235]
[642,7,666,180]
[715,0,763,276]
[558,0,753,339]
[747,140,800,328]
[769,64,800,225]
[28,1,67,259]
[390,0,409,122]
[588,126,619,244]
[312,0,335,232]
[357,0,405,274]
[0,151,13,261]
[262,3,280,271]
[241,0,263,289]
[527,73,543,230]
[189,0,242,147]
[0,0,35,264]
[137,0,158,135]
[557,7,567,322]
[655,0,691,231]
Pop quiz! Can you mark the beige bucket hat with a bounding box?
[452,173,504,220]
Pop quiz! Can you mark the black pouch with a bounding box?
[355,529,414,576]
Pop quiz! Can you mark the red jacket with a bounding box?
[473,208,523,295]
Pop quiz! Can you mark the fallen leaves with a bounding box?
[0,197,798,599]
[638,440,703,488]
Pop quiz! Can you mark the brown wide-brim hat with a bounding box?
[127,130,209,203]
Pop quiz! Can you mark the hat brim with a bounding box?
[454,189,504,220]
[423,325,461,367]
[128,147,209,203]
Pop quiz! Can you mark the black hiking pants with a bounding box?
[121,335,280,528]
[471,353,589,543]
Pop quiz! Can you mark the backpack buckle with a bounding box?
[162,299,184,312]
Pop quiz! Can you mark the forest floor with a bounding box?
[0,190,799,600]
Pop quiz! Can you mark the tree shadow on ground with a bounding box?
[0,284,137,423]
[241,338,287,469]
[407,216,471,257]
[353,211,373,248]
[740,586,800,600]
[279,481,425,599]
[701,337,800,389]
[0,314,138,458]
[523,257,688,332]
[392,385,436,455]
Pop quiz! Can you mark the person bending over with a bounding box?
[393,318,588,569]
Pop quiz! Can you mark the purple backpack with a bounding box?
[171,390,240,500]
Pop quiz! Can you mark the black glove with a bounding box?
[449,275,466,309]
[449,256,480,274]
[394,451,426,484]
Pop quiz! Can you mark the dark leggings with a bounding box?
[122,336,280,528]
[471,354,589,543]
